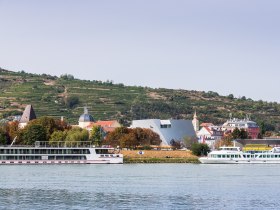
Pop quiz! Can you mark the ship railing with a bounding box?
[34,141,93,148]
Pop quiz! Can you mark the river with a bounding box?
[0,164,279,209]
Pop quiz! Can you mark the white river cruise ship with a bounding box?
[0,141,123,164]
[199,146,280,164]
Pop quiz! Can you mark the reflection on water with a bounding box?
[0,164,280,209]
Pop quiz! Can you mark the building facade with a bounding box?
[222,118,260,139]
[131,119,196,146]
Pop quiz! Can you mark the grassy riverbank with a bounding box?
[122,150,199,163]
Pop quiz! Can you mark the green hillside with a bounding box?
[0,68,279,131]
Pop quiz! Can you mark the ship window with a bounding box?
[217,155,221,158]
[222,155,226,158]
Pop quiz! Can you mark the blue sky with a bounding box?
[0,0,279,102]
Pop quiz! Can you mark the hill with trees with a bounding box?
[0,68,280,134]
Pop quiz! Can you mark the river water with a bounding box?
[0,164,280,210]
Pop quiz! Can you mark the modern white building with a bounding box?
[130,119,196,146]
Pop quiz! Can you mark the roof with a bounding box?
[79,107,94,122]
[85,120,120,132]
[200,123,214,127]
[19,105,36,123]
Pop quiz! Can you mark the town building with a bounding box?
[130,119,196,146]
[19,105,37,129]
[197,124,224,149]
[78,107,95,128]
[78,107,121,133]
[222,118,260,139]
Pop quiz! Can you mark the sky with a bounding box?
[0,0,279,102]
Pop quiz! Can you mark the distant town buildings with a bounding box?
[19,105,37,129]
[197,124,224,148]
[130,119,196,146]
[78,107,121,133]
[222,118,260,139]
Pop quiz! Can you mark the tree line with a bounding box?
[0,116,162,148]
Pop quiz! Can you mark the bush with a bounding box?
[191,143,210,156]
[65,96,79,108]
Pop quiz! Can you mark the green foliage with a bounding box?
[191,143,210,156]
[231,128,248,139]
[0,127,7,145]
[50,130,67,143]
[104,127,161,148]
[183,136,198,149]
[21,124,47,145]
[232,128,241,139]
[29,116,59,140]
[65,96,79,109]
[90,125,104,146]
[65,127,89,142]
[60,74,74,80]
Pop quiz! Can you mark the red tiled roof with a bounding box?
[86,120,119,129]
[200,123,214,127]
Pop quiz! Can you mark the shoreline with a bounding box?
[121,150,199,163]
[124,157,199,164]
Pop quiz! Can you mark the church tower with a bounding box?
[192,110,199,132]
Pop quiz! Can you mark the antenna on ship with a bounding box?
[10,136,17,147]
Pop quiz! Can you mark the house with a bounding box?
[222,118,260,139]
[130,119,196,146]
[197,124,224,149]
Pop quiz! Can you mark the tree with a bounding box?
[90,125,104,146]
[65,127,89,145]
[50,130,67,143]
[22,124,47,145]
[65,96,79,109]
[6,121,19,144]
[191,143,210,156]
[215,134,233,149]
[104,127,161,148]
[0,127,7,145]
[29,116,59,140]
[119,132,138,149]
[183,136,197,149]
[240,129,248,139]
[232,128,241,139]
[170,139,181,149]
[227,94,234,100]
[104,127,130,147]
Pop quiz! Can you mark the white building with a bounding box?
[197,125,223,149]
[130,119,196,146]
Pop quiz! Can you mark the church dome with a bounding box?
[79,107,94,122]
